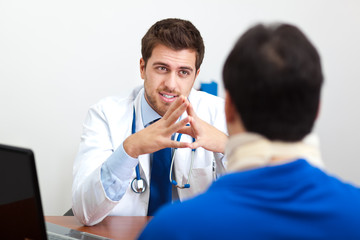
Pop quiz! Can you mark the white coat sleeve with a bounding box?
[214,152,226,177]
[72,104,137,226]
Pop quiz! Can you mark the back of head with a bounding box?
[141,18,205,70]
[223,23,323,142]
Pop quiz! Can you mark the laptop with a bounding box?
[0,144,112,240]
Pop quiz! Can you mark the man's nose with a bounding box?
[163,72,177,91]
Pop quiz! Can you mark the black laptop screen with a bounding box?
[0,144,47,240]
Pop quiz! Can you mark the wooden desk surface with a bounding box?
[45,216,151,240]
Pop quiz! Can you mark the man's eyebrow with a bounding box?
[152,61,194,72]
[152,62,170,67]
[179,66,194,72]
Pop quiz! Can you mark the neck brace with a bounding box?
[225,133,324,173]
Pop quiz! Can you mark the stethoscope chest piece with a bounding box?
[131,177,147,193]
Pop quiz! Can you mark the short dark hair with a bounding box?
[223,23,323,141]
[141,18,205,71]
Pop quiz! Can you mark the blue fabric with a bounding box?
[138,159,360,239]
[147,147,172,216]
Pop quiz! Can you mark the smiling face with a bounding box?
[140,44,200,116]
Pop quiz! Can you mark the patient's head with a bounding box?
[223,23,323,141]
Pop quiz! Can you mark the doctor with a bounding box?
[72,18,228,226]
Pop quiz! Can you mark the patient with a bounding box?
[138,22,360,239]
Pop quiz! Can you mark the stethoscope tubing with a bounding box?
[132,109,142,181]
[169,132,195,189]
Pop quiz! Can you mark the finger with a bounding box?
[163,96,187,121]
[189,140,201,149]
[168,116,191,135]
[185,103,199,129]
[186,102,197,117]
[187,105,203,134]
[177,125,194,137]
[168,140,192,149]
[165,98,190,126]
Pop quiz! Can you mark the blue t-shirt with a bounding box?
[138,159,360,240]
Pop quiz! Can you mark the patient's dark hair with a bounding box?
[223,23,323,141]
[141,18,204,71]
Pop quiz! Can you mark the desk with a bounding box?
[45,216,151,240]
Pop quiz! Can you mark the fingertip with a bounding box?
[186,101,194,113]
[183,116,191,123]
[180,95,187,102]
[186,142,193,148]
[190,103,195,112]
[189,142,196,149]
[185,96,190,103]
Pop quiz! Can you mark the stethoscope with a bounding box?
[131,108,196,193]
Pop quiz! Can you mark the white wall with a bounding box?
[1,0,359,215]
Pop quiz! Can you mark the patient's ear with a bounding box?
[225,91,236,123]
[225,91,246,135]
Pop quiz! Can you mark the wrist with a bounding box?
[123,136,139,158]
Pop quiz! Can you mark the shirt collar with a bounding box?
[141,93,161,127]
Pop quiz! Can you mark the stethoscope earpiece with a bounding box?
[171,179,191,189]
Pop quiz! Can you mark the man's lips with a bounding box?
[159,92,178,103]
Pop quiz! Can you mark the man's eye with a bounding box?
[158,66,167,71]
[179,70,190,76]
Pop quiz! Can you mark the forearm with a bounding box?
[72,143,138,225]
[72,165,119,226]
[101,144,138,200]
